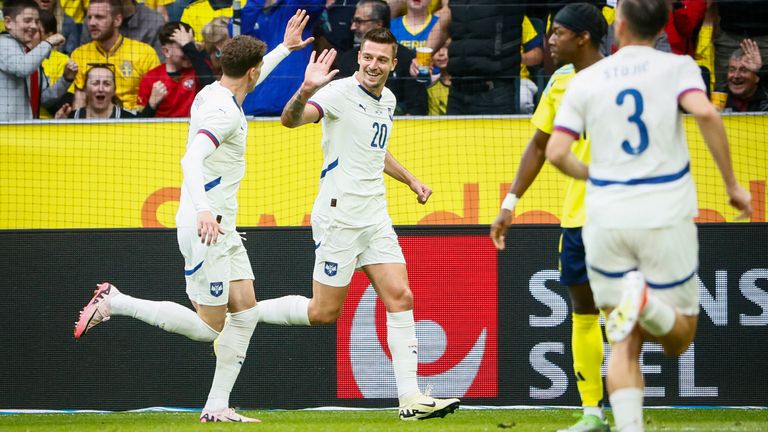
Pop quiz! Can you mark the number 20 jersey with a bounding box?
[308,75,396,227]
[554,46,706,229]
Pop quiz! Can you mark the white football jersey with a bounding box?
[308,74,397,226]
[176,81,248,232]
[554,46,706,229]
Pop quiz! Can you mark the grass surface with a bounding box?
[0,408,766,431]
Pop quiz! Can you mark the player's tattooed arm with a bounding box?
[281,88,312,127]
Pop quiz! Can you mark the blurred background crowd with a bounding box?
[1,0,767,121]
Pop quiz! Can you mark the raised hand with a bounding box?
[63,60,78,81]
[171,26,195,48]
[283,9,315,52]
[302,48,339,93]
[740,38,762,73]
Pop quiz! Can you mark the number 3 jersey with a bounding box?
[308,75,397,227]
[554,46,706,229]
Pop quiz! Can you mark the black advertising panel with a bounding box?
[0,225,765,409]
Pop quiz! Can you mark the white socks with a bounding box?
[639,294,676,337]
[387,310,420,402]
[204,306,260,412]
[610,387,644,432]
[257,295,311,326]
[110,294,219,342]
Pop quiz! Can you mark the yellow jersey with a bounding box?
[530,64,589,228]
[427,80,449,116]
[40,50,72,119]
[71,35,160,110]
[181,0,233,42]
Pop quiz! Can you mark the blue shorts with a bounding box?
[559,227,589,286]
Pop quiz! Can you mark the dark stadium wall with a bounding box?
[1,225,766,410]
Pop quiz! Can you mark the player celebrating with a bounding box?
[545,0,752,431]
[73,11,315,423]
[489,4,609,431]
[255,28,460,421]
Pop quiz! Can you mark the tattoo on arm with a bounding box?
[282,89,308,126]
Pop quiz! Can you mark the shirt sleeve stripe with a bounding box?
[554,125,581,139]
[677,88,705,102]
[307,101,324,123]
[197,129,220,148]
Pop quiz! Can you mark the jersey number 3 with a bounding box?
[370,122,388,149]
[616,88,649,155]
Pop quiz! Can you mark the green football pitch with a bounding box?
[1,409,766,431]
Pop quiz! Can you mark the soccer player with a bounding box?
[545,0,752,431]
[260,27,460,421]
[73,10,315,423]
[489,4,610,431]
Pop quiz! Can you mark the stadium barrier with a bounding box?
[1,225,766,410]
[0,114,765,229]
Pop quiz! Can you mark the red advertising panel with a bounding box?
[337,235,498,398]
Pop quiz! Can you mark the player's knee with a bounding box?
[384,287,413,311]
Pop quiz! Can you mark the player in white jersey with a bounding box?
[255,28,460,421]
[545,1,752,431]
[73,11,315,423]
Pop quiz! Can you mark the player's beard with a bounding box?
[93,26,117,43]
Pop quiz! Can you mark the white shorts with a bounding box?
[583,220,700,316]
[311,216,405,287]
[177,227,254,306]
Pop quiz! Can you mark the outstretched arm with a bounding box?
[384,151,432,204]
[257,9,316,86]
[679,90,752,219]
[281,48,339,128]
[489,129,550,250]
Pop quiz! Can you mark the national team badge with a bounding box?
[120,60,133,77]
[210,281,224,297]
[183,78,195,90]
[324,262,338,277]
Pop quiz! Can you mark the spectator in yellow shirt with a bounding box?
[70,0,159,109]
[180,0,231,42]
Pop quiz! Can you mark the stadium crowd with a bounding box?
[1,0,768,120]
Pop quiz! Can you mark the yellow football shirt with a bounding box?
[71,35,160,110]
[141,0,174,10]
[40,50,72,119]
[427,80,449,116]
[530,64,589,228]
[181,0,233,43]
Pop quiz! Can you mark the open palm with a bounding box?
[304,49,339,92]
[283,9,315,51]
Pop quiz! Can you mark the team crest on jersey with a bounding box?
[210,281,224,297]
[183,78,195,90]
[120,60,133,77]
[324,262,338,277]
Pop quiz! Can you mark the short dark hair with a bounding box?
[2,0,39,19]
[361,27,398,58]
[39,9,57,35]
[358,0,390,28]
[554,3,607,49]
[88,0,123,18]
[159,21,193,46]
[220,35,266,78]
[619,0,669,41]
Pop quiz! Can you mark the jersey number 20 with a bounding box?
[616,88,649,155]
[370,122,388,149]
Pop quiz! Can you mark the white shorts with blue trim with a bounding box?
[311,215,405,287]
[583,219,699,316]
[177,227,254,306]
